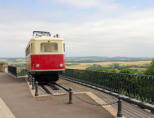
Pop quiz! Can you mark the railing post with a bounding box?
[32,78,35,90]
[29,75,32,85]
[68,88,72,104]
[27,74,30,82]
[28,75,30,82]
[35,81,39,96]
[151,109,154,114]
[117,96,123,117]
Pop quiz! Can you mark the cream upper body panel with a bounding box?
[26,37,65,56]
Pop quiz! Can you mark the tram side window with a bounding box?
[26,49,28,56]
[26,45,30,56]
[41,43,58,52]
[31,43,34,53]
[63,43,65,52]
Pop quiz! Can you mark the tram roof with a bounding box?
[31,37,64,41]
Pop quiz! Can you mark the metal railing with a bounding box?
[63,69,154,104]
[8,66,17,76]
[8,65,27,77]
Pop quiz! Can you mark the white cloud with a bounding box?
[45,0,120,12]
[0,4,154,57]
[63,9,154,57]
[57,0,99,8]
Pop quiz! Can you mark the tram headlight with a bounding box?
[60,64,63,67]
[36,64,40,68]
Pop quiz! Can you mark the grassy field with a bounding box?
[6,60,151,71]
[66,61,151,70]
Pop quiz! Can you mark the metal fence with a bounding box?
[8,65,27,77]
[63,69,154,104]
[8,66,17,76]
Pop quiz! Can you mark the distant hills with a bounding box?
[0,57,153,63]
[65,56,153,62]
[0,58,25,62]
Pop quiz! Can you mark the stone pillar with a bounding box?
[4,64,8,73]
[0,63,8,73]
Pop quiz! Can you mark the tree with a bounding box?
[86,64,103,71]
[119,69,135,74]
[111,63,121,70]
[144,59,154,75]
[96,69,118,73]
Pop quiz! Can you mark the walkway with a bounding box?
[0,72,114,118]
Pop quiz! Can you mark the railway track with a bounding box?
[39,83,67,96]
[40,85,51,94]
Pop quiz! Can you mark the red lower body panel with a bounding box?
[30,54,65,71]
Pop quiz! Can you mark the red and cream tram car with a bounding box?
[25,31,65,82]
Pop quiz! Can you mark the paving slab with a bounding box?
[0,98,16,118]
[0,72,114,118]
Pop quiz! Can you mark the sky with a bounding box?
[0,0,154,57]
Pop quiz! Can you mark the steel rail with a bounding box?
[40,85,51,94]
[55,83,69,92]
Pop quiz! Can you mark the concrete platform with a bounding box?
[0,72,114,118]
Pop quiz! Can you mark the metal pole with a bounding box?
[151,110,154,114]
[32,78,35,90]
[27,72,30,81]
[117,96,123,117]
[29,75,31,82]
[35,81,39,96]
[29,75,32,85]
[68,88,72,104]
[28,75,30,82]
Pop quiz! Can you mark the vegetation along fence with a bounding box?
[63,69,154,104]
[16,64,27,76]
